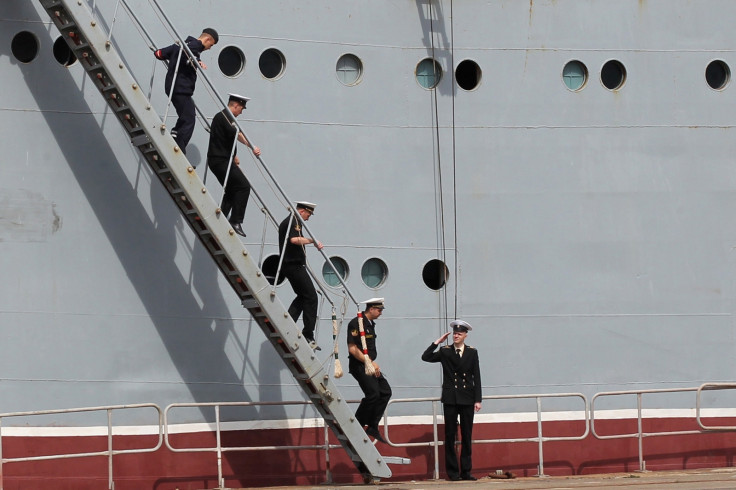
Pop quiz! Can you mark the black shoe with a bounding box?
[447,475,461,481]
[460,474,477,481]
[231,223,246,237]
[365,426,387,444]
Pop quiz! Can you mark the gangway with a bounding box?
[36,0,392,482]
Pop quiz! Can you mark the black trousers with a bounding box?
[207,158,251,224]
[443,403,475,478]
[281,264,317,340]
[171,93,195,154]
[350,369,392,429]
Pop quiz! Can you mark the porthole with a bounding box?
[322,257,349,287]
[706,60,730,90]
[562,60,588,91]
[336,53,363,86]
[416,58,442,89]
[601,60,626,91]
[361,258,388,289]
[218,45,245,78]
[11,31,40,64]
[53,36,76,66]
[422,259,449,290]
[455,59,481,91]
[261,254,286,286]
[259,48,285,80]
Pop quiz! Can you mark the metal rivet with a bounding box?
[187,166,194,173]
[201,188,207,194]
[132,83,138,90]
[229,229,234,236]
[242,250,248,256]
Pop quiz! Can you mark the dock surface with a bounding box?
[255,468,736,489]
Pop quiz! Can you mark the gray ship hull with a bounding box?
[2,0,736,487]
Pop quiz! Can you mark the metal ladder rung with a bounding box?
[241,298,259,308]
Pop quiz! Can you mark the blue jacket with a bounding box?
[154,36,205,96]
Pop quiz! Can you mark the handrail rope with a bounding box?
[120,0,358,309]
[449,0,458,319]
[428,0,450,338]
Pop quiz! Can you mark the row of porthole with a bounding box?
[11,30,734,92]
[564,59,732,91]
[261,256,450,291]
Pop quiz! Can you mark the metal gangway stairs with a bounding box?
[36,0,393,482]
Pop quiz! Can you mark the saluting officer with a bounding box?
[421,320,482,481]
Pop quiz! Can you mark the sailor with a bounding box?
[154,28,219,154]
[278,202,324,349]
[421,320,482,481]
[346,298,391,443]
[206,93,261,237]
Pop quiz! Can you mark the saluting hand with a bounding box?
[435,331,451,345]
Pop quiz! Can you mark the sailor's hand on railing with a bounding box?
[233,155,240,165]
[251,146,261,157]
[314,240,324,251]
[198,60,207,69]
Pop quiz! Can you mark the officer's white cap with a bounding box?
[296,201,317,214]
[450,320,472,332]
[363,298,385,310]
[228,93,250,107]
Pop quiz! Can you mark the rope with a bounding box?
[357,312,375,375]
[332,308,343,378]
[428,0,455,326]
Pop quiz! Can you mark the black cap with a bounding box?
[202,28,219,44]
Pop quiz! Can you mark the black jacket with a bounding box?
[422,343,482,406]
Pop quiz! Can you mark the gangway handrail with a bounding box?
[109,0,347,311]
[0,403,163,490]
[382,393,589,479]
[144,0,360,309]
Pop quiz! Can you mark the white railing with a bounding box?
[591,386,709,472]
[0,403,163,490]
[2,383,736,487]
[382,393,589,478]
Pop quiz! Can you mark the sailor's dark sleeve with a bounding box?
[421,343,441,363]
[473,350,482,403]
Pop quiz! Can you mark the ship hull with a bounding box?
[3,0,736,487]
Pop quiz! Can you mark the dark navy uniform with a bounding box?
[206,110,251,225]
[278,213,318,342]
[154,36,206,154]
[347,313,392,430]
[422,342,482,480]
